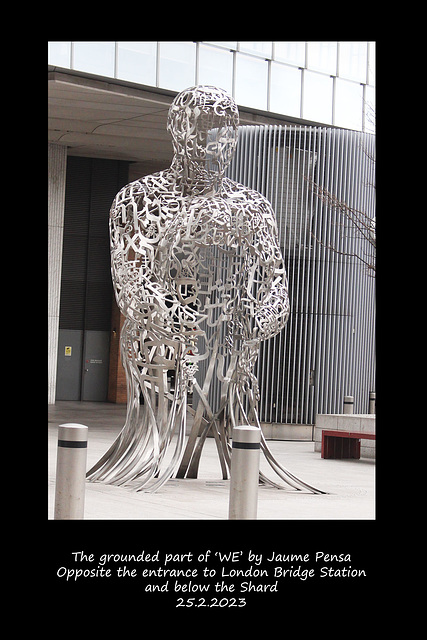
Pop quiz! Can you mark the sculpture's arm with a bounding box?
[249,197,290,341]
[109,186,182,340]
[253,264,290,341]
[109,183,206,354]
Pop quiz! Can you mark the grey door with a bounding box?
[56,329,83,400]
[81,330,110,401]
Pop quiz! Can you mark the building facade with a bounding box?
[48,41,375,133]
[48,41,375,436]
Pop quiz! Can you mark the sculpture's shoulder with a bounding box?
[111,170,174,214]
[222,177,277,226]
[223,176,273,205]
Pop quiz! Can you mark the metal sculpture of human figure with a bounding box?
[87,86,323,494]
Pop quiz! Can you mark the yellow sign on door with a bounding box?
[65,346,72,356]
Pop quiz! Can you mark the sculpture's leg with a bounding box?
[246,388,327,494]
[175,391,207,478]
[103,380,159,485]
[185,383,229,479]
[126,343,187,490]
[138,378,187,492]
[183,353,238,479]
[86,326,141,481]
[175,336,220,478]
[87,323,186,490]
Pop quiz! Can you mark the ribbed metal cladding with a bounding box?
[225,124,375,425]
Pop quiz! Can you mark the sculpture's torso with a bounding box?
[111,169,283,343]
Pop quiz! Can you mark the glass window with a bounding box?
[338,41,367,83]
[203,41,238,51]
[270,62,301,117]
[273,42,305,67]
[116,42,157,85]
[198,44,233,95]
[235,53,268,110]
[334,78,363,130]
[306,42,337,76]
[72,41,116,77]
[238,41,273,59]
[158,42,196,91]
[48,41,71,68]
[367,42,375,86]
[302,70,333,124]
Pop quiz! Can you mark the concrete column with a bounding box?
[48,143,67,404]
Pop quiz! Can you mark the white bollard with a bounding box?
[369,391,376,414]
[343,396,354,414]
[54,423,88,520]
[228,426,261,520]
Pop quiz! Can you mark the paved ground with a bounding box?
[48,401,375,520]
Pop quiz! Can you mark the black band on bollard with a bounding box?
[58,440,88,449]
[232,441,260,450]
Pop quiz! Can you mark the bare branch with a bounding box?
[306,177,376,276]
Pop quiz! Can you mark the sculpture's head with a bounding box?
[167,86,239,176]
